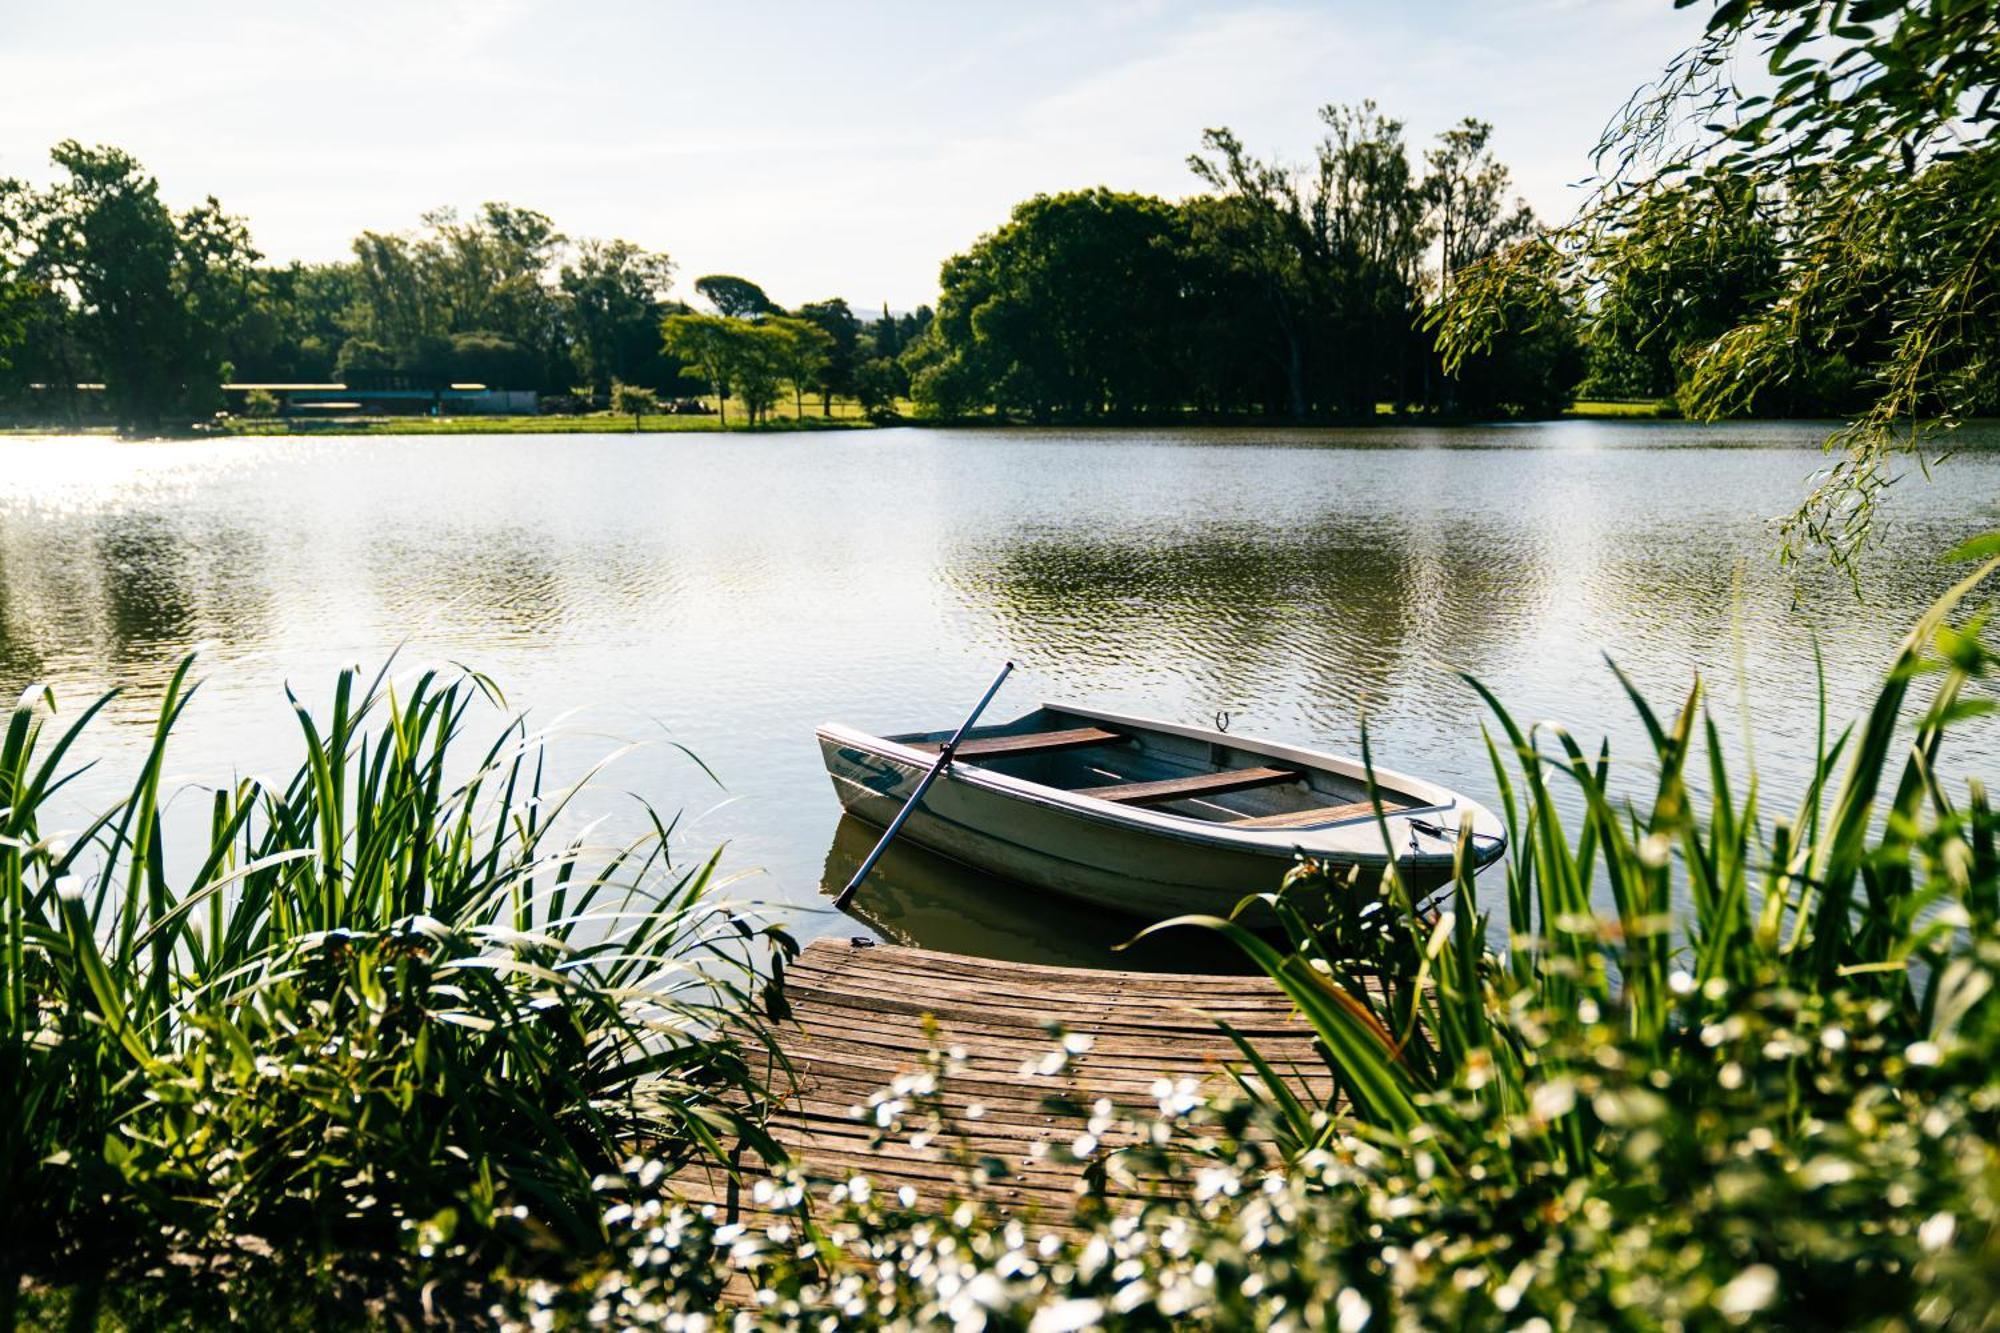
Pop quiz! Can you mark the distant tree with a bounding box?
[1422,119,1535,294]
[692,274,776,320]
[347,203,569,390]
[852,356,902,419]
[229,261,359,382]
[242,388,280,417]
[441,331,537,388]
[1187,104,1429,419]
[0,261,33,408]
[8,141,257,427]
[922,188,1189,421]
[796,297,861,413]
[610,379,657,431]
[661,312,733,423]
[560,239,674,396]
[868,304,904,360]
[767,315,834,419]
[729,322,791,424]
[334,337,395,386]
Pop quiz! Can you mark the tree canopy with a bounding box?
[2,141,257,426]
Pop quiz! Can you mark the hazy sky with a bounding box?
[1,1,1706,311]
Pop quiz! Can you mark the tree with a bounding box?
[661,312,735,424]
[852,357,902,419]
[922,189,1189,421]
[692,274,775,320]
[560,239,674,396]
[7,141,257,428]
[796,298,861,413]
[1586,171,1782,404]
[610,379,657,431]
[1422,119,1534,294]
[766,315,834,419]
[1437,0,2000,567]
[0,260,33,409]
[228,261,360,383]
[727,322,790,424]
[346,203,569,391]
[1187,104,1430,420]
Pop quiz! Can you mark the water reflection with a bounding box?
[819,815,1258,974]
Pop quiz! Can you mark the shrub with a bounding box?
[0,659,792,1281]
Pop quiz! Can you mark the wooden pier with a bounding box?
[676,937,1329,1221]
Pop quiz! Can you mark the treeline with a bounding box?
[897,102,1926,424]
[906,107,1578,422]
[0,106,1956,431]
[0,142,928,428]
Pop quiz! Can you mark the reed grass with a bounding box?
[0,656,790,1284]
[1148,550,2000,1169]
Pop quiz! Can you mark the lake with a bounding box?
[2,422,1995,969]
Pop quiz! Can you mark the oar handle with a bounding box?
[834,661,1015,910]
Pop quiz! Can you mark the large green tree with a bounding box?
[1186,103,1431,419]
[795,298,860,413]
[692,274,776,320]
[559,239,675,396]
[5,141,256,427]
[916,188,1188,421]
[228,261,359,383]
[346,203,569,389]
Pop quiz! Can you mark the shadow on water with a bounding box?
[817,814,1260,975]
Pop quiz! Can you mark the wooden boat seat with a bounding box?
[1080,766,1300,806]
[910,726,1125,759]
[1228,799,1405,828]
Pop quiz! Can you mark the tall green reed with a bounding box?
[1154,552,2000,1164]
[0,656,790,1267]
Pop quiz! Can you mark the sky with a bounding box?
[0,1,1709,312]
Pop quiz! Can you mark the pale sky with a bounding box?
[1,1,1706,312]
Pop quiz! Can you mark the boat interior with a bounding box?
[887,706,1436,830]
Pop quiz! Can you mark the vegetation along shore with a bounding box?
[3,0,1997,1327]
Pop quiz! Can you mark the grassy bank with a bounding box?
[1567,397,1681,418]
[217,411,879,437]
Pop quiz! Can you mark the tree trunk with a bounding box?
[1285,335,1307,423]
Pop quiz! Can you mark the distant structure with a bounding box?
[223,383,538,417]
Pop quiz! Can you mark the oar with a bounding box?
[834,661,1015,910]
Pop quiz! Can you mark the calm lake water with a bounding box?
[2,422,1996,969]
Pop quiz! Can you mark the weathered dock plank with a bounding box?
[687,937,1330,1225]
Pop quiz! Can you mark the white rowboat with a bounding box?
[817,703,1506,920]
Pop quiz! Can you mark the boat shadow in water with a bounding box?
[817,814,1261,975]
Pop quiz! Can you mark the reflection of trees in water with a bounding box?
[0,513,272,690]
[93,516,273,668]
[0,545,45,688]
[943,516,1543,727]
[95,516,197,659]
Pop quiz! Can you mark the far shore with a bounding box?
[1,398,1694,439]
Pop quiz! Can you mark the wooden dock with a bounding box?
[675,937,1329,1221]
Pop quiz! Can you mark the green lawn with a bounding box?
[219,409,879,437]
[1566,397,1680,418]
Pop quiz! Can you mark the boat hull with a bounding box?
[819,730,1467,920]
